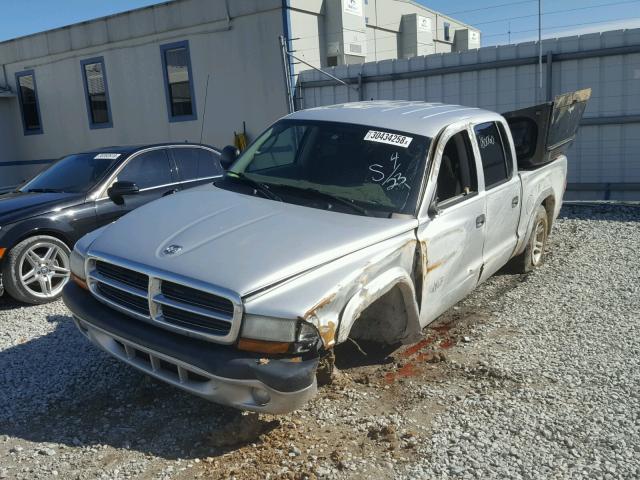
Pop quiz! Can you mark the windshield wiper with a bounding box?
[227,172,283,202]
[269,184,369,216]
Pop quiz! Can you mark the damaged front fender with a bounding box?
[243,231,422,350]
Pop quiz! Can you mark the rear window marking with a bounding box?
[94,153,121,160]
[364,130,413,148]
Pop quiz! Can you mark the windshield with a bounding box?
[20,153,121,194]
[227,120,431,216]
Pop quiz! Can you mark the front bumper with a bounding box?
[62,282,319,413]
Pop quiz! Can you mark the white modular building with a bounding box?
[0,0,479,188]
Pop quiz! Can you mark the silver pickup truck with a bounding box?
[63,90,590,414]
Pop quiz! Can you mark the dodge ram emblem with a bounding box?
[162,245,183,256]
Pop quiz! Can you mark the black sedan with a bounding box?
[0,143,223,304]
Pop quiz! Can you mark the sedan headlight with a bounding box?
[238,314,320,354]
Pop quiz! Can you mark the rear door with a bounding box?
[171,146,224,191]
[94,148,178,227]
[417,125,486,324]
[473,121,521,283]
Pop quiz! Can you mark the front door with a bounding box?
[473,121,521,283]
[417,126,486,326]
[94,148,178,227]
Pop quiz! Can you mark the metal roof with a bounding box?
[287,101,500,138]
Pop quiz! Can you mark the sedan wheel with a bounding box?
[2,235,71,304]
[19,242,70,299]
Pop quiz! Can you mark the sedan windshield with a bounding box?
[20,153,121,194]
[227,120,431,216]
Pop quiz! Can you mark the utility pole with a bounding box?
[538,0,543,101]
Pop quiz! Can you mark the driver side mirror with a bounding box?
[220,145,240,170]
[108,181,139,205]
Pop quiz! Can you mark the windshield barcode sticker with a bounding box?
[94,153,121,160]
[364,130,413,148]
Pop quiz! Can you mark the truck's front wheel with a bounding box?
[509,205,549,273]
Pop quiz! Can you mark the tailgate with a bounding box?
[503,89,591,169]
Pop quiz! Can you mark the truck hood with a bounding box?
[88,185,417,296]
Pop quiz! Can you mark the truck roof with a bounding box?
[288,101,500,138]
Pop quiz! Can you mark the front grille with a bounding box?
[96,261,148,291]
[161,281,234,317]
[161,305,232,335]
[97,282,150,316]
[88,258,240,343]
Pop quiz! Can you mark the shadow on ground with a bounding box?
[0,295,36,312]
[0,312,278,460]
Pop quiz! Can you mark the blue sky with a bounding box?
[427,0,640,45]
[0,0,639,45]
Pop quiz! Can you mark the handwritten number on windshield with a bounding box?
[369,152,411,191]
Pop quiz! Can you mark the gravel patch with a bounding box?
[403,204,640,479]
[0,204,638,479]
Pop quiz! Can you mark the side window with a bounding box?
[196,149,223,177]
[173,148,222,181]
[81,57,112,128]
[474,122,510,189]
[160,40,196,121]
[435,131,478,205]
[15,70,43,135]
[247,127,300,172]
[497,122,514,178]
[117,150,173,189]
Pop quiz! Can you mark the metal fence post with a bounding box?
[546,51,553,101]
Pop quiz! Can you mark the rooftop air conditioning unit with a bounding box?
[454,28,481,52]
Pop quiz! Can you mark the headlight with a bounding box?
[238,315,320,354]
[69,248,89,290]
[70,248,87,280]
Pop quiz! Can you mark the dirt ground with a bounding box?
[188,296,497,480]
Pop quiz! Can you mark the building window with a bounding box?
[160,40,197,122]
[444,22,451,41]
[81,57,112,129]
[15,70,43,135]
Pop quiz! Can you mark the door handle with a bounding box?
[163,189,178,197]
[512,196,519,208]
[476,214,486,228]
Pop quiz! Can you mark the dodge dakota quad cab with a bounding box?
[63,90,590,413]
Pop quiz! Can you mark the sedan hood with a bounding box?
[0,191,85,225]
[89,185,417,296]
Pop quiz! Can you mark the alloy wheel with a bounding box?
[18,241,70,300]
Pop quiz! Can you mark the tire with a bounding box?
[508,205,549,274]
[2,235,71,305]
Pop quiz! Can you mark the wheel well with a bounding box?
[14,230,72,251]
[346,285,409,346]
[541,195,555,232]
